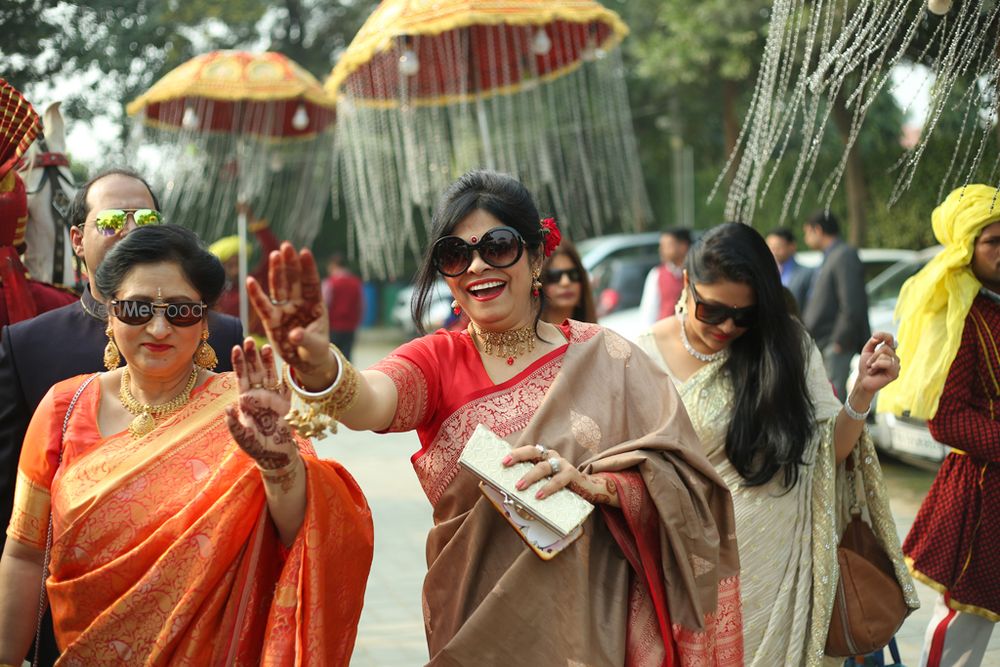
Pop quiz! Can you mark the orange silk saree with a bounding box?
[8,372,373,666]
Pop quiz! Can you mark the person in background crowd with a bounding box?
[209,202,280,337]
[539,239,596,324]
[0,168,242,665]
[879,184,1000,667]
[249,170,743,665]
[638,223,916,666]
[765,226,813,310]
[0,79,76,329]
[0,224,371,664]
[639,227,692,325]
[801,211,870,399]
[321,253,363,361]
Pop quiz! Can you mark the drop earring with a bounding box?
[531,270,542,297]
[451,299,461,315]
[103,322,121,371]
[194,327,218,370]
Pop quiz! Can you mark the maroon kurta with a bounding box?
[903,292,1000,621]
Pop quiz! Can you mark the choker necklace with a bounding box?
[119,366,199,438]
[679,313,727,363]
[469,321,536,365]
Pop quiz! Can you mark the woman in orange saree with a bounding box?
[250,170,744,666]
[0,224,373,666]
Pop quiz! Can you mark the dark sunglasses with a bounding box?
[92,208,163,236]
[689,283,756,328]
[543,267,581,284]
[110,299,207,327]
[432,226,525,277]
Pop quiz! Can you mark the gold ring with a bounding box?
[250,382,264,389]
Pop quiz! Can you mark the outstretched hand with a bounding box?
[247,242,331,379]
[226,338,299,470]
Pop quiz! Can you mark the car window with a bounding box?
[867,260,926,305]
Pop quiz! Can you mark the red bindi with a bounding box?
[470,236,478,243]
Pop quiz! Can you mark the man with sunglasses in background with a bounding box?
[0,167,242,665]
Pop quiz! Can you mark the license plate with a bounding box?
[890,421,946,461]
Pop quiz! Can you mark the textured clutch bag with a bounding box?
[459,424,594,539]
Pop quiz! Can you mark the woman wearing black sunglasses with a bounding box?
[0,224,372,664]
[637,222,917,665]
[539,240,597,325]
[247,170,743,665]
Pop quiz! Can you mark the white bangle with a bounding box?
[843,396,871,421]
[282,345,343,398]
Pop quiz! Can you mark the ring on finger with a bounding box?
[547,457,561,475]
[270,297,290,306]
[534,443,548,458]
[265,380,284,391]
[249,382,264,389]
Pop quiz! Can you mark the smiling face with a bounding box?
[445,209,539,331]
[111,261,205,379]
[972,220,1000,293]
[683,275,756,353]
[542,253,582,317]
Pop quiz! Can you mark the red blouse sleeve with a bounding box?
[927,307,1000,462]
[369,333,449,432]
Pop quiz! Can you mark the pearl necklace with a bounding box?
[119,366,199,438]
[679,313,728,363]
[469,321,536,365]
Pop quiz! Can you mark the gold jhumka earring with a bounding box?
[103,322,121,371]
[194,328,218,370]
[531,269,542,297]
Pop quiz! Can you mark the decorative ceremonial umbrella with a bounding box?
[128,50,336,330]
[327,0,652,277]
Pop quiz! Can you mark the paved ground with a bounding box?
[316,330,998,667]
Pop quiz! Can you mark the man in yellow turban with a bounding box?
[878,184,1000,667]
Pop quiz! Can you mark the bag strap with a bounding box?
[845,447,864,516]
[31,373,99,667]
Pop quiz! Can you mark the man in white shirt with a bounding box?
[639,228,691,325]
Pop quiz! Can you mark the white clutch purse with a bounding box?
[459,424,594,559]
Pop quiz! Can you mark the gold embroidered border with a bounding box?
[8,468,50,548]
[906,557,1000,622]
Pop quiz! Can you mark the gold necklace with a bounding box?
[469,321,536,366]
[119,366,199,438]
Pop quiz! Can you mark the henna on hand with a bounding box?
[569,475,618,505]
[261,464,298,493]
[226,403,297,470]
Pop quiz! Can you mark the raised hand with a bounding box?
[247,242,332,379]
[226,338,299,471]
[855,332,901,396]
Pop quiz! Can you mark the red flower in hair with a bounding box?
[540,217,561,257]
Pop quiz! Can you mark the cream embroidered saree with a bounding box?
[637,333,918,666]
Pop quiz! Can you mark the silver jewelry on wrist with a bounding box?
[844,396,871,421]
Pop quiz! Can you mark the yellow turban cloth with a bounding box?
[878,184,1000,420]
[209,235,242,262]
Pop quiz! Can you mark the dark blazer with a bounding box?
[802,239,871,351]
[786,262,815,311]
[0,286,243,548]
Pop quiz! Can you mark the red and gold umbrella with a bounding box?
[325,0,648,277]
[326,0,628,106]
[129,51,335,138]
[128,51,337,330]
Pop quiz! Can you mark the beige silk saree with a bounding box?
[637,332,919,666]
[372,321,744,666]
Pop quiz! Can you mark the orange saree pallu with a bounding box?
[372,322,743,667]
[8,373,373,666]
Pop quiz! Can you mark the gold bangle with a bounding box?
[283,344,360,438]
